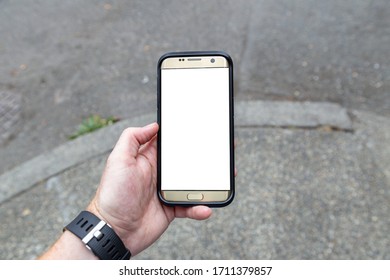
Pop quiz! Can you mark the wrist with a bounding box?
[86,200,136,252]
[86,200,127,241]
[86,204,147,257]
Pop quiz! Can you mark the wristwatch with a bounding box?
[64,211,131,260]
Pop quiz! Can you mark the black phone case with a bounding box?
[157,51,235,207]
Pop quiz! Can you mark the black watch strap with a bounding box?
[64,211,131,260]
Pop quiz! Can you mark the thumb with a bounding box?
[133,122,159,147]
[112,123,159,158]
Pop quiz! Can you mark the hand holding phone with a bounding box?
[157,51,235,207]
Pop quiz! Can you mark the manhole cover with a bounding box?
[0,91,21,145]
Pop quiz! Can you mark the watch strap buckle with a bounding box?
[82,220,106,245]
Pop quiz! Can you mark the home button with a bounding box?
[187,193,204,201]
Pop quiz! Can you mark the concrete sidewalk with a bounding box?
[1,0,389,260]
[0,101,389,259]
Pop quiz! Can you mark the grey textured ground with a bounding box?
[0,105,389,259]
[0,0,389,259]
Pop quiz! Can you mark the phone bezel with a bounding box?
[157,51,235,207]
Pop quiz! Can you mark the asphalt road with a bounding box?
[0,0,389,260]
[0,0,389,174]
[1,107,389,259]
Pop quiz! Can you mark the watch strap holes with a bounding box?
[80,220,88,228]
[85,224,94,232]
[75,216,89,228]
[76,217,84,225]
[65,211,131,260]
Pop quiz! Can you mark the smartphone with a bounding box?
[157,51,234,207]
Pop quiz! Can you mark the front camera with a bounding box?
[210,58,215,63]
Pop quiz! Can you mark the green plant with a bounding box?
[68,114,119,140]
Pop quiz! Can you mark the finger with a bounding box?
[174,206,212,220]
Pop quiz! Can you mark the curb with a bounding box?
[0,101,352,204]
[0,113,156,204]
[235,100,352,130]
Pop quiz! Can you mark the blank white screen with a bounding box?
[161,67,230,191]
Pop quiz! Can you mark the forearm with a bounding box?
[38,230,98,260]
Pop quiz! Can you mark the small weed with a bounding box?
[68,114,119,140]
